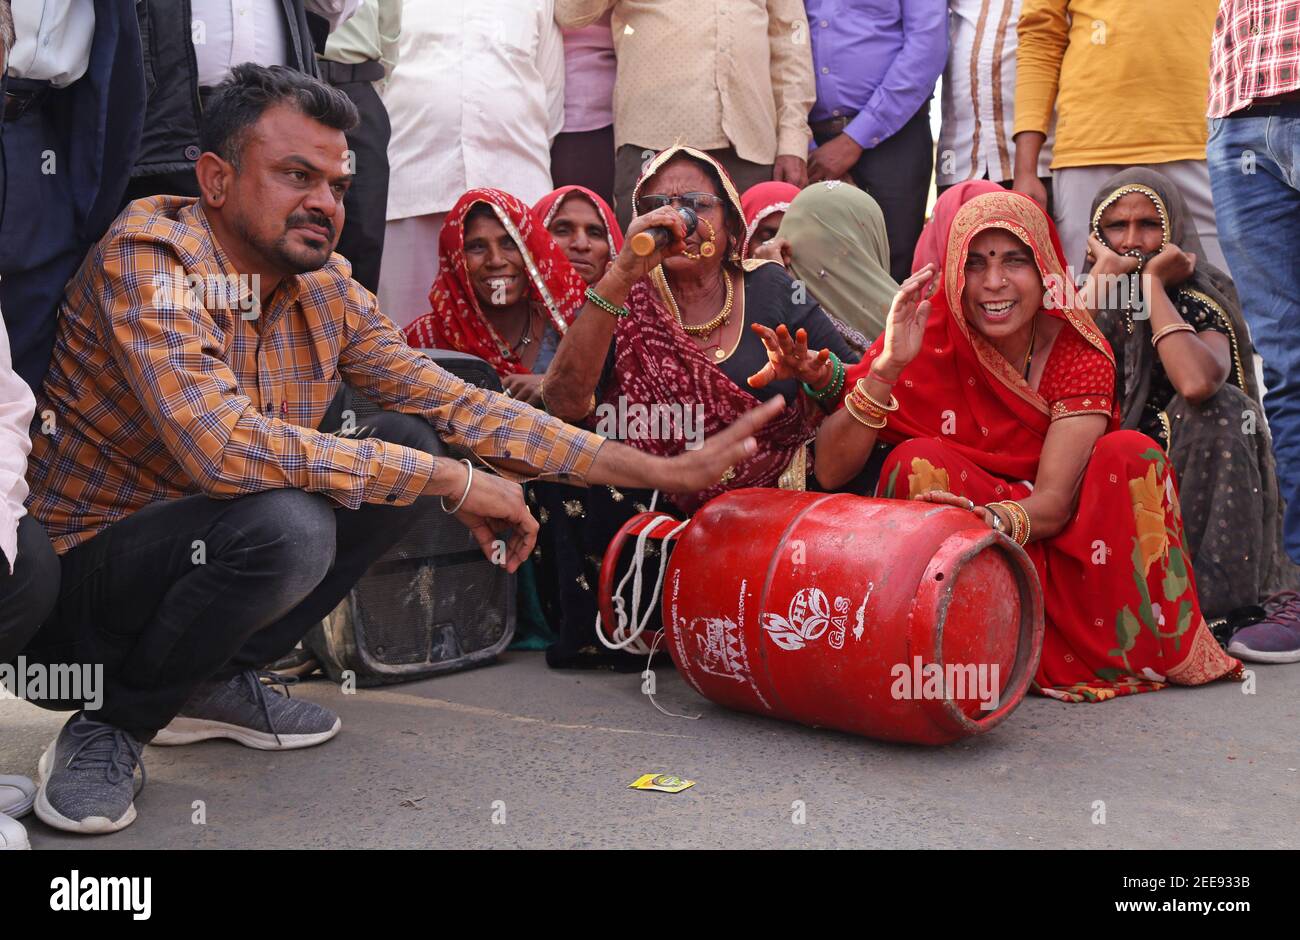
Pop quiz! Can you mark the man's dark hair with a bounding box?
[200,63,359,170]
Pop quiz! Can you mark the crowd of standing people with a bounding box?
[1,0,1299,848]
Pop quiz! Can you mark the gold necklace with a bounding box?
[664,270,734,339]
[1021,316,1038,379]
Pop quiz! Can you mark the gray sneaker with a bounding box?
[152,670,341,750]
[34,713,145,835]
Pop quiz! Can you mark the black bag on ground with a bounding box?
[303,350,516,687]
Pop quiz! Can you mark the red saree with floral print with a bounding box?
[842,191,1243,701]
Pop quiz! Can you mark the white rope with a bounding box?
[644,628,702,721]
[595,507,687,654]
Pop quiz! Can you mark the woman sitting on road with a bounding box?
[537,146,856,668]
[403,188,585,405]
[1082,169,1299,659]
[767,190,1244,702]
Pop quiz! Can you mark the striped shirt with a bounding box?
[26,196,605,554]
[938,0,1054,186]
[1208,0,1300,117]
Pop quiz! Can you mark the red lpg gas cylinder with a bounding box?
[602,489,1044,745]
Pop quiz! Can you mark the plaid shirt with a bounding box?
[27,197,605,554]
[1208,0,1300,117]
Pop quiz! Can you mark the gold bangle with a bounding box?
[995,500,1031,545]
[847,388,887,421]
[1151,322,1197,347]
[990,502,1018,543]
[845,395,887,429]
[854,379,899,412]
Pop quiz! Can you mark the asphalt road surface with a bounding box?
[2,651,1296,849]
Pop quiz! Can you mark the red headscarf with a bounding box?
[404,188,587,377]
[911,180,1004,274]
[532,185,624,256]
[847,190,1117,481]
[740,181,801,257]
[612,147,819,514]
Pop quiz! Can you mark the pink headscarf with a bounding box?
[911,180,1005,274]
[740,181,801,257]
[532,185,625,256]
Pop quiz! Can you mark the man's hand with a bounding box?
[1011,172,1048,208]
[503,372,545,405]
[430,460,538,573]
[773,154,809,188]
[747,323,831,389]
[807,133,863,184]
[585,395,785,493]
[659,395,786,492]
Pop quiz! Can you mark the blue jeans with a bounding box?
[1207,105,1300,563]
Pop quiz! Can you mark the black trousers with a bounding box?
[550,124,616,210]
[0,515,60,666]
[0,93,84,392]
[331,78,391,294]
[20,408,445,740]
[816,101,935,284]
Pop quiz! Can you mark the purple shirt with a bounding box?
[561,14,617,134]
[804,0,948,150]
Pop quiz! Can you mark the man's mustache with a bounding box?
[286,213,335,240]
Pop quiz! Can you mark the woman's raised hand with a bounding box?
[751,236,793,267]
[610,205,690,283]
[875,263,936,381]
[1143,241,1197,288]
[1085,234,1140,279]
[746,323,832,389]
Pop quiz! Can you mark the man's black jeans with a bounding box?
[0,515,61,664]
[21,408,445,740]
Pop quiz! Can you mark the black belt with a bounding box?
[3,78,51,123]
[809,111,858,138]
[317,59,385,85]
[1227,88,1300,117]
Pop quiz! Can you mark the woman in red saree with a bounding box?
[911,180,1003,274]
[403,188,586,403]
[798,190,1243,701]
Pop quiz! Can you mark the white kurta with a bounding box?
[381,0,564,222]
[0,302,36,572]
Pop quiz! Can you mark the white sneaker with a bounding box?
[0,811,30,850]
[0,774,36,819]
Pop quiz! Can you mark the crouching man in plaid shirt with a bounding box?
[18,64,780,836]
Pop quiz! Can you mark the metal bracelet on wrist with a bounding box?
[440,458,475,514]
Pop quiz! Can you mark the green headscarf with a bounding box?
[777,182,898,343]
